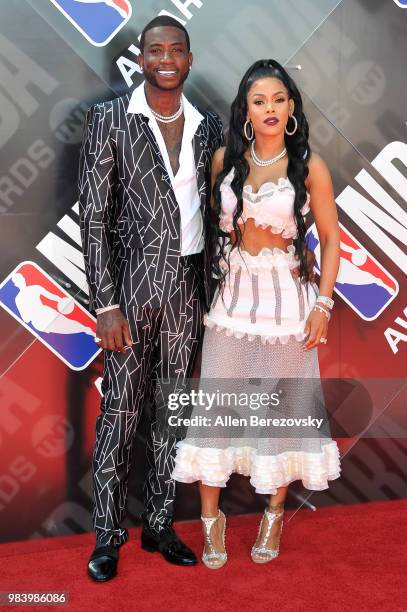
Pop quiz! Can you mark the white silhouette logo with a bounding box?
[12,272,94,335]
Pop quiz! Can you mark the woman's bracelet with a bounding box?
[313,304,331,321]
[316,295,334,310]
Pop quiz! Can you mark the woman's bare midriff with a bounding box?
[229,219,293,255]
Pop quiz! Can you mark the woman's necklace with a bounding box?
[149,101,183,123]
[250,140,287,167]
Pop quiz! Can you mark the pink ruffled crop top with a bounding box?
[219,168,311,239]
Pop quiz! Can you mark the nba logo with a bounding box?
[306,223,399,321]
[0,261,101,370]
[49,0,132,46]
[393,1,407,7]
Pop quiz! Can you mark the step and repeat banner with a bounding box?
[0,0,406,543]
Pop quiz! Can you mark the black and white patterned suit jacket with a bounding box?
[78,93,224,314]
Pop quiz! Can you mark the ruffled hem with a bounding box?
[172,441,341,495]
[203,314,307,345]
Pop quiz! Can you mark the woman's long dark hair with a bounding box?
[211,59,311,293]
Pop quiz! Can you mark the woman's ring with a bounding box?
[320,337,327,344]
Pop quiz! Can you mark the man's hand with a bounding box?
[96,309,132,352]
[291,247,317,283]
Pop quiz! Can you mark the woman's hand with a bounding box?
[302,307,329,350]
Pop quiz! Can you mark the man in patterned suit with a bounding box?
[79,16,224,581]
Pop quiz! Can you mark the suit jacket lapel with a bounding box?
[135,114,173,190]
[193,119,209,213]
[128,110,209,213]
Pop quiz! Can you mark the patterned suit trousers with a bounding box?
[92,255,205,546]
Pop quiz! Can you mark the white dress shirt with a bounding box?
[127,82,204,255]
[95,83,204,315]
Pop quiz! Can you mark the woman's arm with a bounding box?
[303,153,340,350]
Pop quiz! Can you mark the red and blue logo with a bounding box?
[49,0,132,46]
[306,223,399,321]
[393,1,407,7]
[0,262,101,370]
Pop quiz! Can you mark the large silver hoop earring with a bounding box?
[244,119,254,141]
[285,115,298,136]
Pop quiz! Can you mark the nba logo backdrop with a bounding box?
[49,0,132,46]
[0,262,100,370]
[306,223,399,321]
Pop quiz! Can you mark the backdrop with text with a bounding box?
[0,0,406,543]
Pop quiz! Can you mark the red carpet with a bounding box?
[1,500,406,612]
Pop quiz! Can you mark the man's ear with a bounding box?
[137,54,144,72]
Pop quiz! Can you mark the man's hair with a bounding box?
[139,16,190,53]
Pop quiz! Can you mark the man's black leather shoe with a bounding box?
[141,525,197,566]
[87,545,119,582]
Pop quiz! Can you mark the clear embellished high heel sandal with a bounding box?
[251,507,284,564]
[201,509,227,569]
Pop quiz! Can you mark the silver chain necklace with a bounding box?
[149,100,183,123]
[250,140,287,167]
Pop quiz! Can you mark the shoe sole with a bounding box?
[251,553,279,564]
[202,559,227,569]
[87,569,117,582]
[141,541,197,566]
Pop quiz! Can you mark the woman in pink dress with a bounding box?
[172,59,341,568]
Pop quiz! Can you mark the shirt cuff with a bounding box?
[95,304,120,315]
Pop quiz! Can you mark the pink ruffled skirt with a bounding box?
[205,244,318,344]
